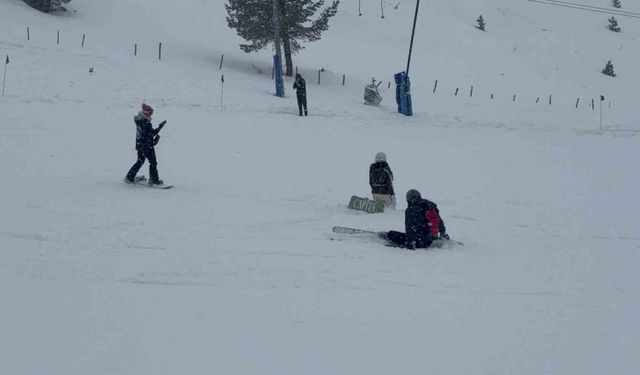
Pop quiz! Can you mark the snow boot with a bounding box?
[149,179,164,186]
[149,164,162,185]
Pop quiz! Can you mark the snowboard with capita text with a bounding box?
[347,196,385,214]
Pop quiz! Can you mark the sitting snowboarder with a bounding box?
[369,152,396,209]
[124,103,166,185]
[382,189,449,249]
[293,73,308,116]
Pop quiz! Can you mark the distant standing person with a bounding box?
[293,73,308,116]
[124,103,166,185]
[369,152,396,209]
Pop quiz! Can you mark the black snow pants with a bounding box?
[126,147,160,183]
[385,230,432,249]
[297,94,308,116]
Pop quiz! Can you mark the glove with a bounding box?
[153,135,161,145]
[440,233,450,240]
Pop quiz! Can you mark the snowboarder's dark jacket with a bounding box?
[134,114,161,151]
[405,195,447,248]
[369,161,395,195]
[293,77,306,98]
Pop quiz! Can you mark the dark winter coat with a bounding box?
[293,77,306,98]
[405,197,447,248]
[369,161,395,196]
[134,114,161,151]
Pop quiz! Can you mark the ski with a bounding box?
[332,226,382,235]
[332,226,463,247]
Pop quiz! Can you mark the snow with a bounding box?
[1,0,639,373]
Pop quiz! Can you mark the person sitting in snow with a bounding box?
[124,103,166,185]
[369,152,396,209]
[382,189,449,249]
[293,73,308,116]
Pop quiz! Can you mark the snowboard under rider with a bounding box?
[293,73,308,116]
[369,152,396,209]
[381,189,449,249]
[125,103,166,185]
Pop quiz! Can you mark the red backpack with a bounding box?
[425,209,440,237]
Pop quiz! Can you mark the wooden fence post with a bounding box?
[158,43,162,60]
[513,94,517,102]
[57,31,60,45]
[591,98,595,110]
[317,69,321,84]
[548,94,552,105]
[433,80,438,93]
[81,34,85,48]
[342,74,346,86]
[575,98,580,108]
[134,43,137,56]
[535,97,540,104]
[388,81,391,89]
[27,27,30,41]
[219,54,224,70]
[454,88,459,96]
[470,85,474,97]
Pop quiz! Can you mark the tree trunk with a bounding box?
[278,0,293,77]
[282,37,294,77]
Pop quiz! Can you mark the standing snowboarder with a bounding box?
[382,189,448,249]
[125,103,166,185]
[369,152,396,209]
[293,73,308,116]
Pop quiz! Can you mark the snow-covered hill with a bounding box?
[1,0,639,374]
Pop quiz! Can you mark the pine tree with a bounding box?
[23,0,70,12]
[602,60,616,77]
[226,0,340,76]
[476,15,486,31]
[611,0,622,9]
[608,17,621,32]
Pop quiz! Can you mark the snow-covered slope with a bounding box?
[1,0,639,374]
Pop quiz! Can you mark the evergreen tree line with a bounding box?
[605,0,622,76]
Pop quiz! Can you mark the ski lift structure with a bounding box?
[364,78,383,106]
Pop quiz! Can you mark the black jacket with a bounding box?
[293,78,306,98]
[405,198,446,248]
[134,114,161,151]
[369,161,395,195]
